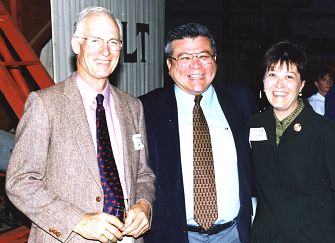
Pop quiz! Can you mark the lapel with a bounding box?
[63,76,101,189]
[161,83,179,131]
[255,106,309,153]
[279,103,309,145]
[110,85,134,197]
[261,109,277,149]
[215,84,244,145]
[166,84,189,217]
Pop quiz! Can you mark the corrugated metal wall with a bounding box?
[49,0,165,96]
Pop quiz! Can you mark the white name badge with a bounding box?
[249,127,268,141]
[132,134,144,150]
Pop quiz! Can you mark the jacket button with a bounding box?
[96,196,101,202]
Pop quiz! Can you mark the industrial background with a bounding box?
[0,0,334,241]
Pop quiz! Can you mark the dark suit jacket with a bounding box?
[139,82,253,243]
[249,103,335,243]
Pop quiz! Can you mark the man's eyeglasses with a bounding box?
[74,36,123,51]
[169,52,216,67]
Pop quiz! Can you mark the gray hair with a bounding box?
[73,6,123,40]
[164,23,217,57]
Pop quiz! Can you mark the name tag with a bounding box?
[249,127,267,141]
[132,134,144,150]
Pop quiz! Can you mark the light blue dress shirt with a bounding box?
[175,84,240,226]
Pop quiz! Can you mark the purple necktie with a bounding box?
[96,94,125,212]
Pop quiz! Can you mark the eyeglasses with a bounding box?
[74,36,123,51]
[169,52,216,67]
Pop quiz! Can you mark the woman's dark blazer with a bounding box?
[249,102,335,243]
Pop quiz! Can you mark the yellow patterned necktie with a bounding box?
[193,95,218,230]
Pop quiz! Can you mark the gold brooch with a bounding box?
[293,123,302,132]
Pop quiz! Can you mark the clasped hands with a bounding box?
[74,200,150,242]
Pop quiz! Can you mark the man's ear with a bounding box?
[71,37,80,55]
[166,58,172,72]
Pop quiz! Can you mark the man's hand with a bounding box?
[74,212,125,242]
[122,200,151,238]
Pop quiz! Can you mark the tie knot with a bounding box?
[96,94,104,106]
[194,95,202,105]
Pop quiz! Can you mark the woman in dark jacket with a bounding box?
[249,41,335,243]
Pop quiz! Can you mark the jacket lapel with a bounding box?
[215,84,243,145]
[110,85,134,198]
[279,104,309,144]
[64,76,101,189]
[160,84,186,216]
[162,84,179,130]
[261,109,277,149]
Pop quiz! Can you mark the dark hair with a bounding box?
[312,65,333,82]
[263,40,308,81]
[164,23,217,57]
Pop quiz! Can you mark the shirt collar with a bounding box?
[316,92,325,100]
[174,84,214,107]
[201,85,214,107]
[275,98,304,145]
[75,72,111,106]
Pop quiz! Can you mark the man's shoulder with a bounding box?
[139,87,167,100]
[36,76,72,97]
[108,86,141,113]
[215,82,259,119]
[111,85,137,101]
[139,86,172,108]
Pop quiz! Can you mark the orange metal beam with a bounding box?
[0,14,38,61]
[29,20,52,56]
[0,35,31,97]
[0,225,30,242]
[26,64,55,89]
[1,60,40,66]
[0,64,26,117]
[0,0,54,118]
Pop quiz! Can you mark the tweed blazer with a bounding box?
[6,75,155,243]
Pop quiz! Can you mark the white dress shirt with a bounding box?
[175,84,240,226]
[308,92,325,115]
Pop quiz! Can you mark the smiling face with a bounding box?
[263,61,305,120]
[315,73,333,97]
[71,13,121,91]
[166,36,217,95]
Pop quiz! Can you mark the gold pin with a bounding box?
[293,123,302,132]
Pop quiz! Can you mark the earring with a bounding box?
[299,92,302,97]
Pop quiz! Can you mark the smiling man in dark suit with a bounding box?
[140,23,253,243]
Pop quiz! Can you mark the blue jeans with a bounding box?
[188,222,241,243]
